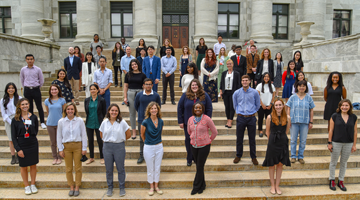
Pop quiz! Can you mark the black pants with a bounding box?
[247,73,255,89]
[113,65,122,85]
[236,116,257,159]
[162,73,175,102]
[223,90,235,120]
[191,144,210,192]
[257,106,272,131]
[183,126,194,163]
[86,127,103,159]
[138,121,144,157]
[24,87,45,123]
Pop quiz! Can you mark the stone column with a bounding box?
[250,0,275,44]
[20,0,44,40]
[73,0,99,43]
[303,0,326,41]
[131,0,158,43]
[193,0,218,43]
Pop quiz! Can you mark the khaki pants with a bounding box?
[70,78,80,103]
[63,142,82,186]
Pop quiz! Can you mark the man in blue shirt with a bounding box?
[93,56,113,110]
[121,46,135,105]
[232,75,260,165]
[143,46,161,92]
[161,47,177,105]
[134,78,161,164]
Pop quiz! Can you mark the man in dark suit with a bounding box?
[142,46,161,92]
[230,46,247,85]
[64,47,82,105]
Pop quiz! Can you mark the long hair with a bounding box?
[85,52,95,63]
[219,47,227,57]
[2,82,20,110]
[275,52,282,62]
[62,102,79,118]
[162,39,173,47]
[48,84,63,104]
[199,38,206,46]
[105,103,123,122]
[14,98,29,121]
[336,99,353,115]
[293,50,303,68]
[261,48,271,59]
[57,69,71,89]
[74,46,81,55]
[128,59,142,78]
[138,38,147,49]
[294,71,305,89]
[271,98,287,126]
[205,48,216,66]
[286,60,296,79]
[260,72,273,94]
[144,101,162,119]
[186,79,206,101]
[113,41,124,52]
[326,71,344,90]
[182,46,191,55]
[184,62,199,80]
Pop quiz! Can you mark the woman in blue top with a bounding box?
[286,80,315,164]
[44,84,66,165]
[141,102,164,196]
[177,79,213,166]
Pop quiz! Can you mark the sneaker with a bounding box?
[119,188,126,197]
[290,158,296,163]
[329,179,336,191]
[106,188,113,197]
[298,159,305,164]
[30,185,38,194]
[337,180,347,191]
[25,186,31,195]
[41,123,47,129]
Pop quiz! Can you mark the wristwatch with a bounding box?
[328,141,332,145]
[309,122,313,124]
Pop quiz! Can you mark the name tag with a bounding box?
[25,120,32,125]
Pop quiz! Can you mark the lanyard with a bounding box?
[21,114,31,138]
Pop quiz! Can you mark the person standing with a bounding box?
[90,34,103,56]
[52,69,74,103]
[136,38,148,58]
[286,80,315,164]
[291,71,314,95]
[94,45,105,68]
[82,52,97,98]
[57,103,87,197]
[200,48,219,102]
[179,46,192,87]
[44,85,66,165]
[161,47,177,105]
[230,46,247,82]
[93,56,113,110]
[246,40,258,55]
[141,102,164,196]
[20,54,46,129]
[216,47,229,93]
[142,46,161,92]
[100,104,131,197]
[282,60,296,102]
[255,48,274,85]
[120,37,130,51]
[136,48,147,67]
[181,62,199,93]
[213,35,226,56]
[262,98,291,195]
[134,79,161,164]
[273,52,284,97]
[246,45,260,88]
[64,47,82,105]
[233,75,260,165]
[11,98,39,195]
[195,38,208,73]
[328,99,357,191]
[227,44,236,58]
[112,42,125,87]
[74,46,85,91]
[121,47,136,98]
[293,51,304,72]
[188,102,218,195]
[1,83,21,164]
[160,39,175,58]
[84,84,106,165]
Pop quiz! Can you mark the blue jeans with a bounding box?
[99,89,110,110]
[290,123,309,159]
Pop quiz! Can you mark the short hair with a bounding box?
[235,46,242,50]
[218,35,223,38]
[143,78,153,84]
[250,45,256,49]
[226,59,234,65]
[99,56,107,62]
[126,46,131,50]
[94,34,99,37]
[192,102,205,116]
[62,102,79,118]
[166,47,172,51]
[96,45,102,49]
[241,75,250,80]
[148,45,155,50]
[294,80,309,93]
[140,48,146,52]
[25,54,34,59]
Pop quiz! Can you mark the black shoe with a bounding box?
[10,155,16,165]
[137,156,144,164]
[120,84,123,87]
[329,180,336,191]
[15,155,19,164]
[122,102,125,105]
[161,101,166,105]
[187,162,192,166]
[191,189,198,195]
[115,84,118,87]
[171,101,176,105]
[259,133,263,137]
[337,180,347,191]
[198,189,203,194]
[225,125,228,128]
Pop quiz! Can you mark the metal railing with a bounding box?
[155,36,161,57]
[191,36,196,63]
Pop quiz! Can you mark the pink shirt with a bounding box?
[187,115,218,147]
[20,65,44,87]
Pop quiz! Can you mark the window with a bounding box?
[272,4,288,39]
[218,3,239,38]
[59,2,77,38]
[111,2,133,38]
[0,7,11,34]
[333,10,351,38]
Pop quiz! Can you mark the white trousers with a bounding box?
[84,75,93,98]
[143,143,164,183]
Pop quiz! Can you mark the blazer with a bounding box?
[64,56,82,80]
[137,56,145,67]
[81,62,97,86]
[246,53,260,74]
[160,46,175,57]
[112,49,125,66]
[84,95,107,126]
[11,114,38,152]
[219,70,241,93]
[230,55,247,78]
[273,60,284,77]
[142,56,161,81]
[256,59,274,82]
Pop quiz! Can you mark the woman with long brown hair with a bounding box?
[200,48,219,102]
[160,39,175,57]
[262,98,291,195]
[255,48,274,85]
[179,46,192,87]
[112,42,125,87]
[196,38,207,72]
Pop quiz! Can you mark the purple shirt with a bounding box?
[20,65,44,87]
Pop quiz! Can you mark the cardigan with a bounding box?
[177,93,213,125]
[81,62,97,86]
[11,114,38,152]
[84,95,107,126]
[112,49,125,66]
[219,70,241,93]
[179,54,193,71]
[200,58,220,81]
[187,115,218,147]
[273,60,284,77]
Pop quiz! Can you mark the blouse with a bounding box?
[124,73,147,89]
[286,94,315,124]
[99,119,130,143]
[181,74,195,93]
[196,45,208,54]
[262,60,269,74]
[1,96,22,124]
[44,98,66,126]
[57,116,87,151]
[292,82,314,95]
[142,117,164,145]
[224,71,234,90]
[86,96,100,129]
[51,80,74,103]
[256,83,275,106]
[331,113,357,143]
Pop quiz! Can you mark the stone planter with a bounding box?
[37,18,56,42]
[296,21,315,45]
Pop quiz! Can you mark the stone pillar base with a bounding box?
[193,35,218,44]
[73,34,94,43]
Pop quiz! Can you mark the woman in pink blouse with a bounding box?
[187,102,218,195]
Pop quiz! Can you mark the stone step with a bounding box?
[42,80,181,87]
[41,90,185,97]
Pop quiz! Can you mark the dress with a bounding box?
[274,62,282,88]
[52,80,74,103]
[179,58,189,87]
[262,116,291,167]
[282,73,295,98]
[324,86,343,120]
[196,45,207,71]
[203,63,218,102]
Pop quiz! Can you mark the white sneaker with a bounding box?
[41,123,47,129]
[30,185,38,194]
[218,94,221,97]
[25,186,31,195]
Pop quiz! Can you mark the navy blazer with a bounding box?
[177,93,213,125]
[64,56,82,80]
[142,56,161,81]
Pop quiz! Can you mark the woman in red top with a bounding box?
[281,60,296,102]
[187,102,218,195]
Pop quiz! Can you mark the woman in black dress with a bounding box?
[262,98,291,195]
[324,72,347,131]
[11,98,39,195]
[196,38,208,73]
[293,50,304,72]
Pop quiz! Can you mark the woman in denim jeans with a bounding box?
[286,80,315,164]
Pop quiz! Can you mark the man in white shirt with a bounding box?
[213,35,226,56]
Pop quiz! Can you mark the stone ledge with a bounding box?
[293,33,360,49]
[0,33,60,49]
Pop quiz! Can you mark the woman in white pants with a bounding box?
[82,52,97,98]
[141,102,164,196]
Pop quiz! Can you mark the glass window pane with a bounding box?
[5,18,11,27]
[218,4,228,12]
[272,26,276,34]
[332,20,340,38]
[4,7,11,16]
[112,25,121,37]
[278,15,287,26]
[272,5,278,14]
[229,26,238,37]
[342,11,350,19]
[72,14,77,26]
[334,11,342,18]
[123,13,132,25]
[272,15,276,26]
[60,26,70,38]
[278,26,287,34]
[280,5,288,14]
[218,14,227,26]
[218,25,227,37]
[123,25,133,37]
[277,33,287,39]
[163,15,171,23]
[341,21,349,36]
[229,14,238,25]
[229,4,239,12]
[172,15,179,23]
[60,14,70,25]
[72,26,77,38]
[111,13,121,25]
[180,15,188,24]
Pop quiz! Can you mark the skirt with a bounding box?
[196,54,205,71]
[17,135,39,167]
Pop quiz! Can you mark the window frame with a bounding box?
[0,7,11,34]
[58,2,77,39]
[217,3,240,39]
[333,9,351,38]
[110,2,133,38]
[272,4,289,40]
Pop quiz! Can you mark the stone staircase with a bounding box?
[1,49,360,199]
